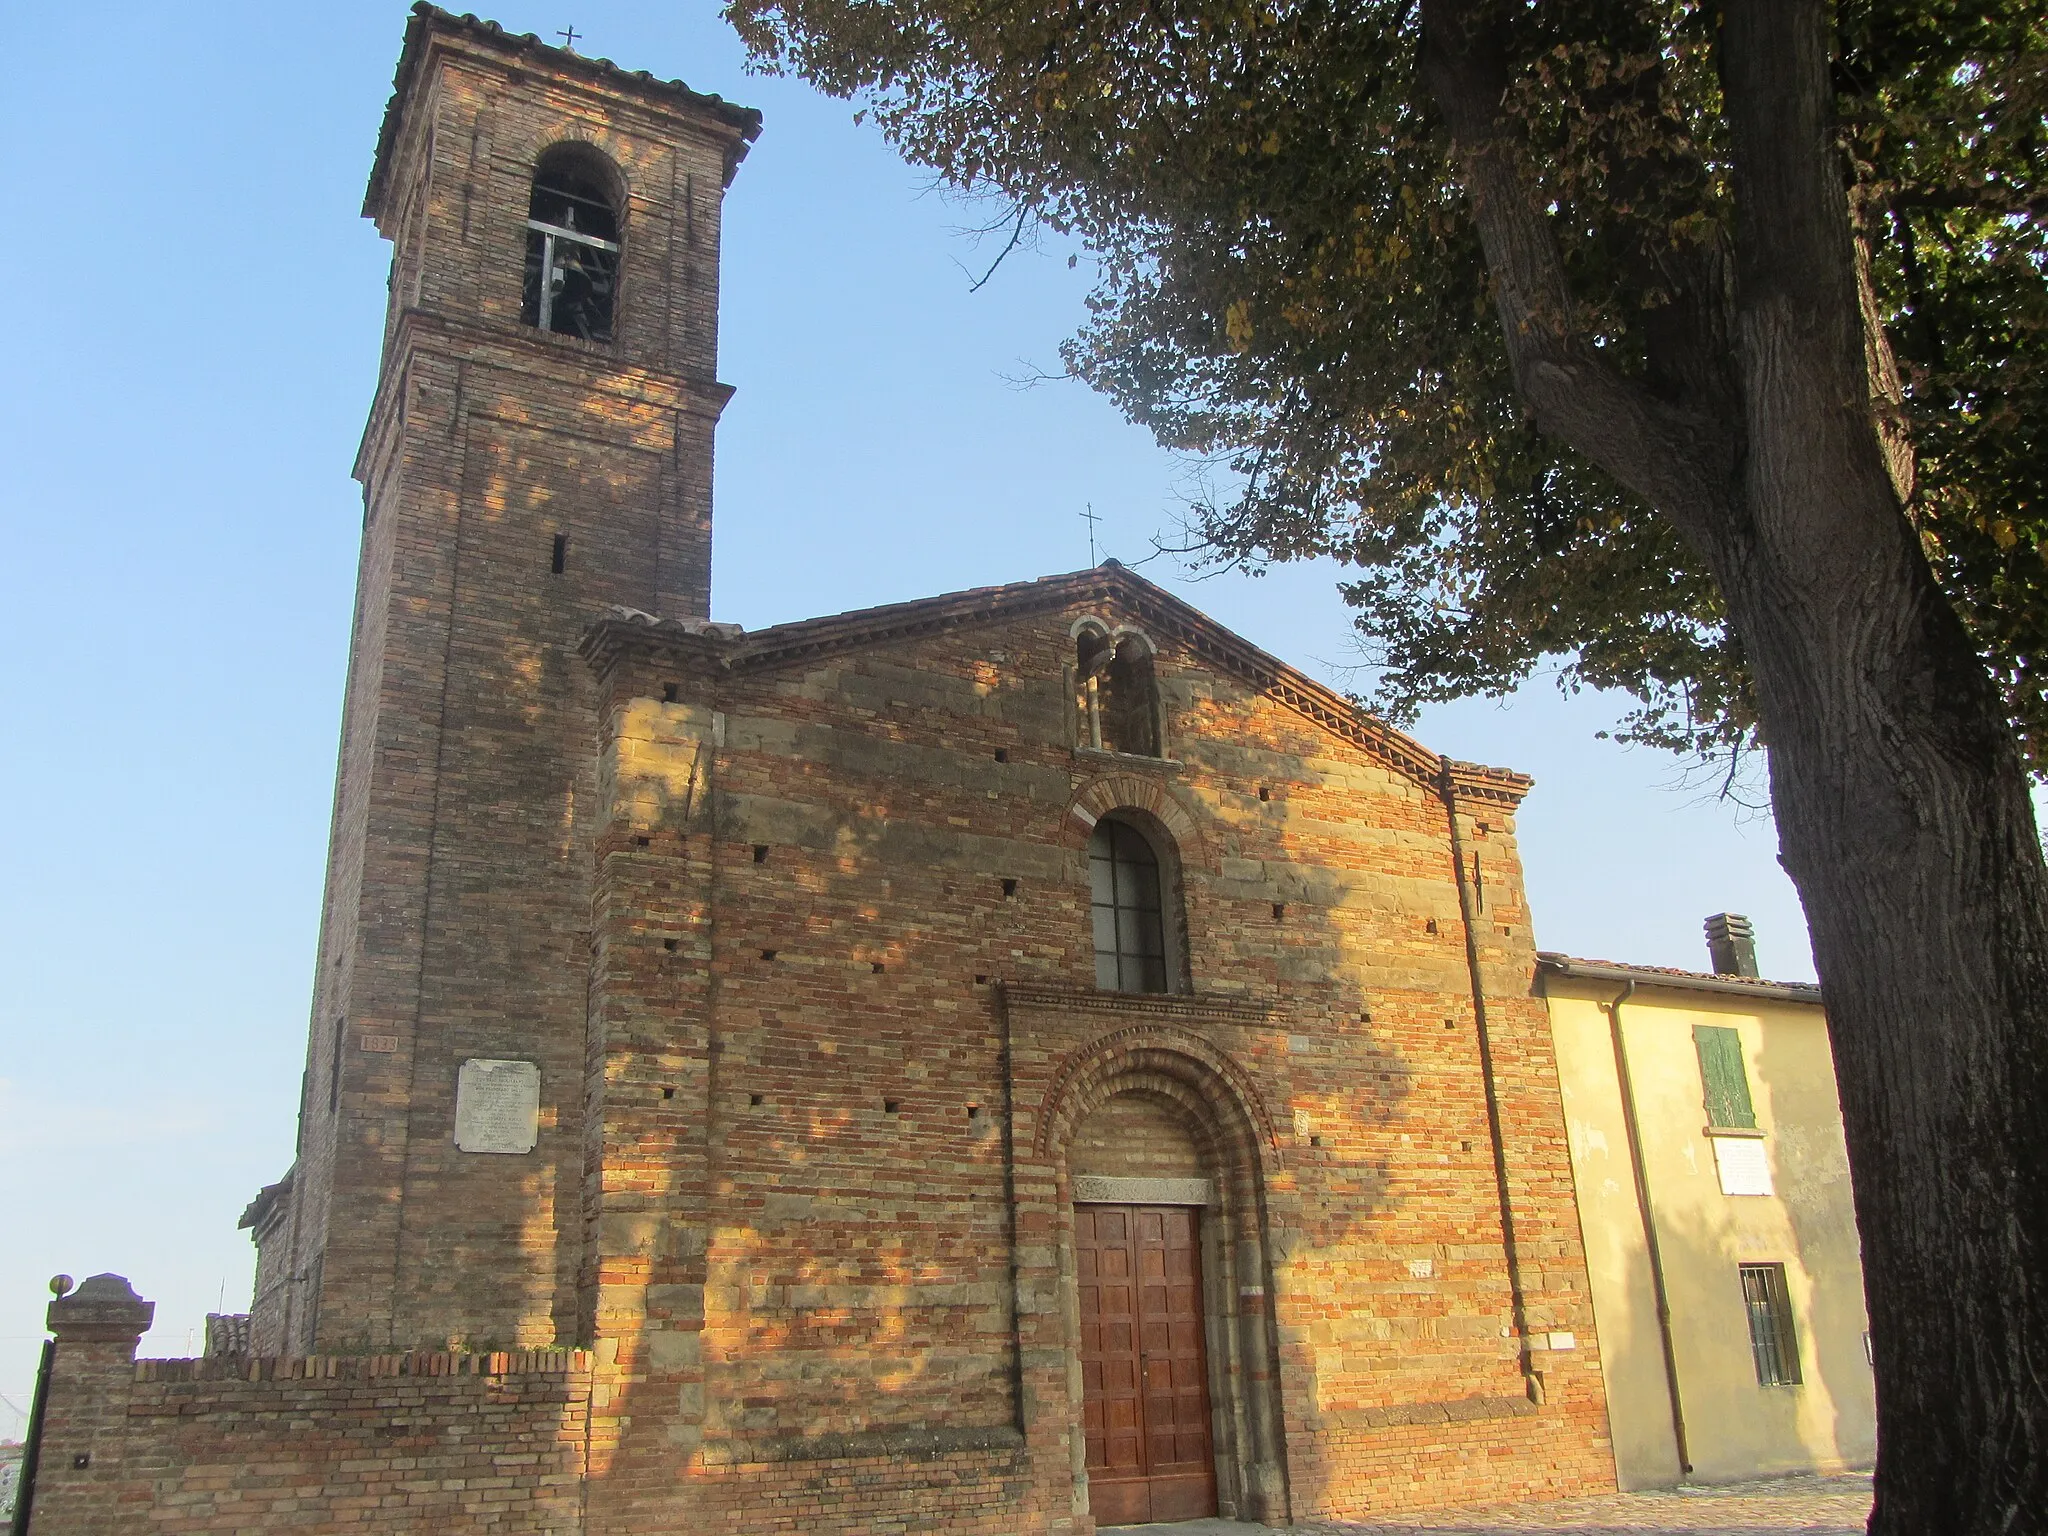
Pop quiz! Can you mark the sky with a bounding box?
[0,0,1827,1431]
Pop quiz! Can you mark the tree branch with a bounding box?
[1416,0,1740,557]
[966,203,1033,292]
[1722,0,1909,562]
[1890,186,2048,219]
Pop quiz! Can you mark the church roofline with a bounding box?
[236,1165,295,1235]
[364,4,764,220]
[580,562,1535,807]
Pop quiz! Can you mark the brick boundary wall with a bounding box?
[28,1276,592,1536]
[27,1275,1610,1533]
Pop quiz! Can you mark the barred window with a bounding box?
[521,146,621,341]
[1739,1263,1802,1387]
[1090,818,1168,993]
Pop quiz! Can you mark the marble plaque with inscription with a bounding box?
[454,1058,540,1154]
[1711,1133,1774,1196]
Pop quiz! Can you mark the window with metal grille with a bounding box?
[1739,1262,1802,1386]
[1694,1024,1758,1129]
[521,147,621,341]
[1089,818,1168,993]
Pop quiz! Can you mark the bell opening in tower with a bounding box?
[521,144,622,342]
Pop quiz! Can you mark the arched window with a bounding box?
[1076,627,1162,757]
[1090,818,1169,993]
[521,145,621,341]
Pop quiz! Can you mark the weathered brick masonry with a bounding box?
[268,5,757,1361]
[29,1277,590,1535]
[25,7,1618,1532]
[565,571,1612,1530]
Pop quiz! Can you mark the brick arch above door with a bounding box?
[1030,1025,1281,1176]
[1029,1024,1294,1526]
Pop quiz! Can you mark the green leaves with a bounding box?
[1839,2,2048,769]
[725,0,2048,773]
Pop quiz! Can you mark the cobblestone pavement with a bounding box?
[1108,1474,1874,1535]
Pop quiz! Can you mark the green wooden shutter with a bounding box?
[1694,1025,1757,1129]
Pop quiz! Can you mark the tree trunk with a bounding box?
[1728,208,2048,1535]
[1719,7,2048,1530]
[1420,1,2048,1526]
[1745,376,2048,1536]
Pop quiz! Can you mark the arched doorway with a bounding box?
[1039,1034,1290,1527]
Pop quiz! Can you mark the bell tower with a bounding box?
[253,5,759,1353]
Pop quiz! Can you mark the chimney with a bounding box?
[1705,913,1760,978]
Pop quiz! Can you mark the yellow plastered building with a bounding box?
[1540,924,1877,1489]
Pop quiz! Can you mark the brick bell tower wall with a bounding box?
[259,7,760,1355]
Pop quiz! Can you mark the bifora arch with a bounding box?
[1037,1028,1291,1526]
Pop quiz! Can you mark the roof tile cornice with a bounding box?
[1442,758,1537,808]
[366,4,764,220]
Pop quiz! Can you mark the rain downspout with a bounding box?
[1439,766,1538,1401]
[1604,979,1693,1477]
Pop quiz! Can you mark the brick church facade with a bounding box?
[25,7,1617,1531]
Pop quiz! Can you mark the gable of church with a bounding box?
[587,562,1528,796]
[584,562,1540,1021]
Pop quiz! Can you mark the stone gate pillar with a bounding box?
[29,1274,154,1535]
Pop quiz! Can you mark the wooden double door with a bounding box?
[1075,1203,1218,1525]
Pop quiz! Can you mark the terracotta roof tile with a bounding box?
[1537,952,1823,1005]
[366,4,763,219]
